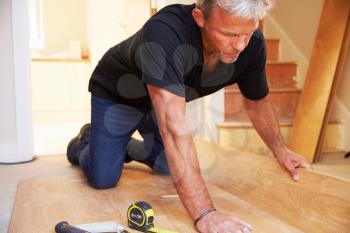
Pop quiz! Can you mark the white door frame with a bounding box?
[0,0,34,163]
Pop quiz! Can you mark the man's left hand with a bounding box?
[275,148,312,182]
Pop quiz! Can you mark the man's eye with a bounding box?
[222,32,235,38]
[227,33,240,38]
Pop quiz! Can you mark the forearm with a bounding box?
[244,98,287,155]
[161,127,214,221]
[147,85,214,222]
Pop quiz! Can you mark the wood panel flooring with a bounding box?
[1,140,350,233]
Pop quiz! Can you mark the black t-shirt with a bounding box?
[88,4,269,107]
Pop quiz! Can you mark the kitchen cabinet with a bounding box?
[31,59,92,112]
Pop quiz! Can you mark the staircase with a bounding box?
[217,23,344,157]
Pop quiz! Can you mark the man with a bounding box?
[67,0,311,232]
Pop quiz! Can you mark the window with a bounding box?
[29,0,44,49]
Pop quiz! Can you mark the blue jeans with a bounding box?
[79,96,169,189]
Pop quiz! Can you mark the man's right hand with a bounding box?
[196,211,253,233]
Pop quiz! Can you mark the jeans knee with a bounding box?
[152,153,170,175]
[88,174,121,189]
[154,167,170,176]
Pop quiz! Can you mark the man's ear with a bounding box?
[192,8,206,28]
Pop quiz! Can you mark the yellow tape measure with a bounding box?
[127,201,178,233]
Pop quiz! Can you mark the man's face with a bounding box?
[201,5,258,63]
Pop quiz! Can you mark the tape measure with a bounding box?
[127,201,178,233]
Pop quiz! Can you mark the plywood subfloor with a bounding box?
[9,173,302,233]
[7,140,350,233]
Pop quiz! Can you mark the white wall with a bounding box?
[86,0,123,66]
[86,0,151,67]
[0,0,17,142]
[157,0,195,9]
[0,0,33,163]
[268,0,324,60]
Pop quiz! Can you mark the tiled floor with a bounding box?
[0,151,349,233]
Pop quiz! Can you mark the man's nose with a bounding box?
[231,35,246,52]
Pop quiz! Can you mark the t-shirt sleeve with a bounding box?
[236,34,269,100]
[137,20,186,97]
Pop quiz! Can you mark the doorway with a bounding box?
[29,0,152,156]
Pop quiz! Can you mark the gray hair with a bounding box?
[197,0,274,20]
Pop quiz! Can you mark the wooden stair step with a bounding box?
[265,39,280,62]
[321,148,348,154]
[226,62,299,89]
[217,120,344,157]
[266,62,298,88]
[224,87,300,121]
[259,20,264,31]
